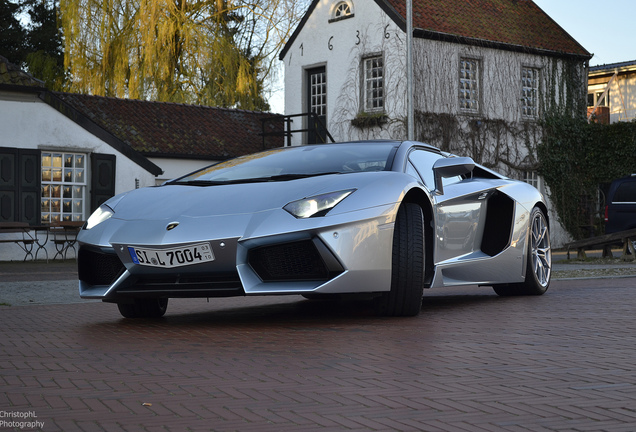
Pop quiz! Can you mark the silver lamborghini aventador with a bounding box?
[78,141,551,318]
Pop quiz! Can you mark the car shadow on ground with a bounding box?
[79,290,503,332]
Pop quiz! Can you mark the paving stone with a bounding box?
[2,262,636,430]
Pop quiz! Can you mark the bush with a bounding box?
[538,115,636,239]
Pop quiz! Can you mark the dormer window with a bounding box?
[330,1,354,22]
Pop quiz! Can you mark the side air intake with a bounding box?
[481,191,514,256]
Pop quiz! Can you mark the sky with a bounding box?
[533,0,635,66]
[269,0,635,113]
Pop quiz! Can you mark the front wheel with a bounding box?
[377,203,425,316]
[117,298,168,318]
[493,207,551,296]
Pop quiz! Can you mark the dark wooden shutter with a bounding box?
[90,153,116,213]
[0,147,40,224]
[0,148,18,222]
[18,149,40,225]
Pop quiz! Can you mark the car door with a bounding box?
[407,149,498,264]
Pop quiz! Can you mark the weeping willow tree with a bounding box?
[58,0,306,110]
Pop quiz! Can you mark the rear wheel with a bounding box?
[493,207,551,296]
[117,298,168,318]
[377,203,425,316]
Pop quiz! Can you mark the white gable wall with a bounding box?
[1,92,157,193]
[0,91,157,261]
[283,0,405,145]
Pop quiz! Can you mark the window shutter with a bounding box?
[90,153,116,213]
[0,148,40,223]
[0,148,18,222]
[18,149,40,225]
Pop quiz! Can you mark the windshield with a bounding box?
[171,143,398,184]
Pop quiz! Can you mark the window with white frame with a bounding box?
[587,89,609,107]
[309,69,327,117]
[521,67,540,118]
[41,152,86,223]
[363,55,384,112]
[523,170,540,190]
[333,1,352,19]
[459,58,480,112]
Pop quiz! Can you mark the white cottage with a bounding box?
[280,0,592,246]
[588,60,636,124]
[0,56,283,260]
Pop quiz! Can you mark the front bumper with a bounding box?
[78,205,396,301]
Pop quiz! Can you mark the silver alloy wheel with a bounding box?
[531,210,551,287]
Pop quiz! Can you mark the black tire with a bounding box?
[377,203,425,316]
[493,207,551,296]
[117,298,168,318]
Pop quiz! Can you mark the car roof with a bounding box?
[306,140,441,152]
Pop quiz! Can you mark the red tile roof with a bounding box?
[382,0,590,58]
[53,93,284,160]
[281,0,590,60]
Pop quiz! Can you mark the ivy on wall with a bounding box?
[538,115,636,239]
[414,111,543,176]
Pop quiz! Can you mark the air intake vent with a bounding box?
[481,191,514,256]
[78,248,126,286]
[248,238,343,282]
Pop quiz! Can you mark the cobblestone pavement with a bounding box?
[1,262,636,431]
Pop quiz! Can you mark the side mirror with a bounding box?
[432,157,475,195]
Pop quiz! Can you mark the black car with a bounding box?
[605,175,636,233]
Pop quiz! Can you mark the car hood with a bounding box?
[109,175,349,221]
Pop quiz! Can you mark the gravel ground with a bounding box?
[0,280,85,306]
[0,260,82,307]
[1,255,635,307]
[552,257,636,279]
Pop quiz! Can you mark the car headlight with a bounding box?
[85,204,115,229]
[284,189,355,218]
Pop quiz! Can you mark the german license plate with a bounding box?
[128,243,214,268]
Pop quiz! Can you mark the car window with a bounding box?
[406,161,421,181]
[408,149,462,189]
[613,181,636,203]
[408,150,443,188]
[173,143,397,184]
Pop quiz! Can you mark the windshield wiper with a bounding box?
[264,172,341,181]
[167,179,230,186]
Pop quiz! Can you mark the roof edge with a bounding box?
[530,1,592,59]
[279,0,320,60]
[39,92,163,176]
[413,29,593,60]
[143,152,234,161]
[374,0,406,31]
[0,83,48,94]
[589,59,636,74]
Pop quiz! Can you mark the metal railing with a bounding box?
[260,113,335,148]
